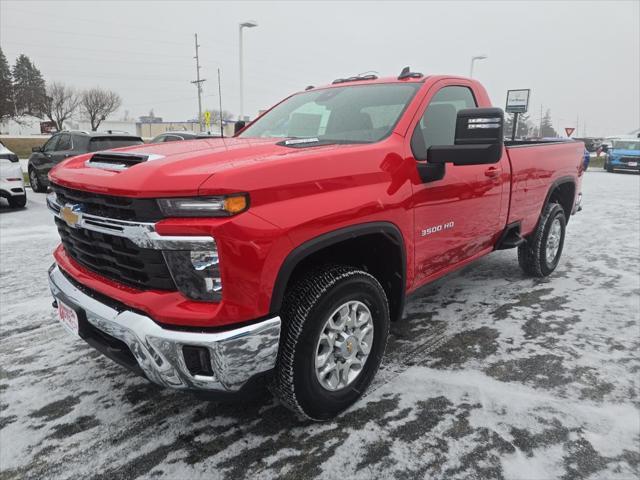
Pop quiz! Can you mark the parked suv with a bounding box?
[0,140,26,208]
[28,131,143,192]
[604,137,640,173]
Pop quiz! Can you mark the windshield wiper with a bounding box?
[277,137,371,148]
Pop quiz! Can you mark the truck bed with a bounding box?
[504,140,584,236]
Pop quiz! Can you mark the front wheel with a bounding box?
[29,168,45,193]
[271,265,390,420]
[518,203,567,277]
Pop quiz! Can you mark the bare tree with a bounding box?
[209,109,234,125]
[81,87,122,131]
[43,82,80,131]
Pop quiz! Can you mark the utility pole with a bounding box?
[191,33,206,131]
[218,68,224,138]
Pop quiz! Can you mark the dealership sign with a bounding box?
[505,89,530,114]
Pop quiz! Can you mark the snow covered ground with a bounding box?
[1,170,638,480]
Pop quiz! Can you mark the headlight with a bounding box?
[157,194,249,217]
[163,245,222,302]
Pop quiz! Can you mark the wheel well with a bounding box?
[548,181,576,222]
[272,227,406,323]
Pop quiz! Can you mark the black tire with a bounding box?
[8,194,27,208]
[29,168,45,193]
[271,265,390,421]
[518,203,566,277]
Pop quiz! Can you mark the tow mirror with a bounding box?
[234,120,246,135]
[428,108,504,166]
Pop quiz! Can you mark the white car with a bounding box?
[0,141,27,208]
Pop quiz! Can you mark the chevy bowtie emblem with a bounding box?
[61,204,83,228]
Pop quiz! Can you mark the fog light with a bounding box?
[182,345,214,377]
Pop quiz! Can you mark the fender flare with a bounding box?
[269,222,407,320]
[539,176,577,225]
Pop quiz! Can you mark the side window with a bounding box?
[57,134,72,151]
[43,135,60,152]
[411,86,477,160]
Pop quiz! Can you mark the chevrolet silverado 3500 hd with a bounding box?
[47,70,584,420]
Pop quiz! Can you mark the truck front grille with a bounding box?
[51,184,163,222]
[55,217,176,291]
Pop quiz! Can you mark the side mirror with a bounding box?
[428,108,504,166]
[234,120,246,135]
[32,146,43,153]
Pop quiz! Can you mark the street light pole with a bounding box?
[239,20,258,120]
[469,54,488,78]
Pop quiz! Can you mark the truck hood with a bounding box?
[49,137,346,197]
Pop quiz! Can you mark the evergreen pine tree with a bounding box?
[0,47,14,121]
[12,54,47,117]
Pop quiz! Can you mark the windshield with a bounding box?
[239,83,421,144]
[89,138,143,152]
[612,140,640,150]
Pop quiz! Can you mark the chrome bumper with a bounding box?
[48,264,281,392]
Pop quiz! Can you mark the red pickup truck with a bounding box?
[47,70,584,420]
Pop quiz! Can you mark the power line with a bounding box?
[39,69,189,83]
[4,7,192,40]
[3,24,191,47]
[2,41,190,60]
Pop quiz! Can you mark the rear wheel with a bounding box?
[29,168,45,192]
[271,265,390,420]
[518,203,566,277]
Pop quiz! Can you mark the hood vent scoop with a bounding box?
[85,151,165,171]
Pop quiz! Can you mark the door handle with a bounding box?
[484,166,502,178]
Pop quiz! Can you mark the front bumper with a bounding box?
[48,263,281,393]
[611,163,640,172]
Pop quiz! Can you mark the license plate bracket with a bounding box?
[57,299,80,336]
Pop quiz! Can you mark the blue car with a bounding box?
[605,138,640,173]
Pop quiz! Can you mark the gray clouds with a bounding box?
[1,0,638,136]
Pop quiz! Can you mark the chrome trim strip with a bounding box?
[48,264,281,392]
[47,193,215,250]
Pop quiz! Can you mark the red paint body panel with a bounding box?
[48,76,583,328]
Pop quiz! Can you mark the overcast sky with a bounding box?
[1,0,638,137]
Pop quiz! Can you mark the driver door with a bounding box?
[410,83,508,284]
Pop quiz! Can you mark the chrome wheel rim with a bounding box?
[314,300,374,391]
[30,170,38,189]
[546,218,562,263]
